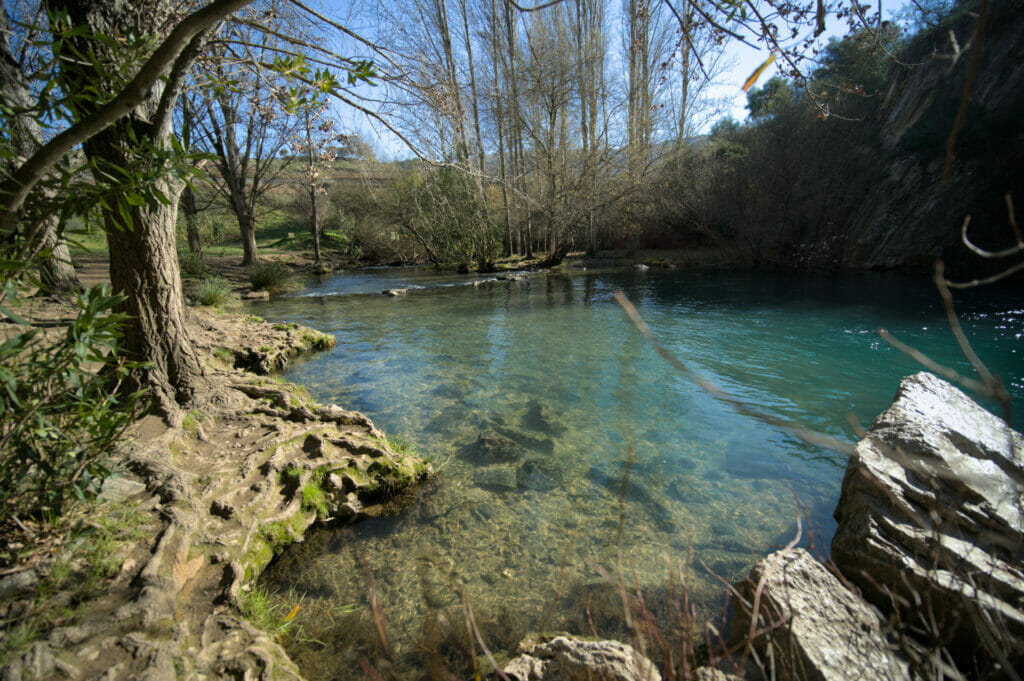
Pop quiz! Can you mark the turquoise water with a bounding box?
[252,268,1022,680]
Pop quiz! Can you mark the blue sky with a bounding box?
[310,0,918,159]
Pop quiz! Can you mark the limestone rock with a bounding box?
[382,288,408,296]
[0,570,38,601]
[831,372,1024,674]
[694,669,743,681]
[501,635,660,681]
[241,290,269,300]
[730,548,910,681]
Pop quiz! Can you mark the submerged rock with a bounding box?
[461,434,526,464]
[588,464,676,533]
[500,635,660,681]
[832,372,1024,676]
[730,548,911,681]
[521,399,567,436]
[516,459,562,492]
[474,465,519,491]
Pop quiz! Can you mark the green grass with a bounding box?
[1,500,151,665]
[195,277,233,306]
[65,226,109,255]
[301,481,329,518]
[238,585,301,638]
[0,623,39,666]
[248,262,300,294]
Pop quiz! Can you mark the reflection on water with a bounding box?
[253,268,1022,680]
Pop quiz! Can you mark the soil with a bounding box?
[0,254,431,681]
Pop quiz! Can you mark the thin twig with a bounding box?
[934,261,1012,422]
[943,0,989,180]
[613,291,855,455]
[876,328,990,396]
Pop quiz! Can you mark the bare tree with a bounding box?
[188,0,301,266]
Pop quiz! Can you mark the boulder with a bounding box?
[241,290,269,300]
[831,372,1024,675]
[500,635,660,681]
[729,548,911,681]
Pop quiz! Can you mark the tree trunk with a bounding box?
[1,6,81,296]
[37,221,81,295]
[52,0,205,414]
[182,184,203,255]
[87,123,204,410]
[240,213,258,267]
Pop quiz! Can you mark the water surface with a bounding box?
[251,268,1022,680]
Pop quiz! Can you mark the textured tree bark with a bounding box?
[181,184,203,255]
[0,0,251,239]
[49,0,206,413]
[37,223,81,296]
[303,108,321,266]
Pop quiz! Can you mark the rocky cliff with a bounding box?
[846,0,1024,277]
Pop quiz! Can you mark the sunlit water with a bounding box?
[249,268,1022,680]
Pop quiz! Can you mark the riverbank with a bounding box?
[3,258,1020,680]
[0,298,431,680]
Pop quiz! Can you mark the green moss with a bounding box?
[181,410,206,437]
[245,315,265,324]
[271,322,298,331]
[301,482,329,518]
[299,330,334,351]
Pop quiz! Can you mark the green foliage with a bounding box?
[810,24,903,117]
[0,623,39,665]
[710,117,741,138]
[413,165,500,271]
[248,262,299,294]
[178,249,208,278]
[0,284,146,519]
[745,76,797,120]
[195,277,232,307]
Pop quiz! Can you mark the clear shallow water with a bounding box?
[252,268,1023,680]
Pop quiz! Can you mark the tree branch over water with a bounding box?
[613,290,856,455]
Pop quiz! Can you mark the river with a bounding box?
[248,267,1022,680]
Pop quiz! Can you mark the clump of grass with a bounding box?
[248,262,300,295]
[301,481,329,518]
[238,585,301,638]
[195,277,233,307]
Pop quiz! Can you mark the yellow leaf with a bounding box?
[742,52,777,92]
[283,604,302,623]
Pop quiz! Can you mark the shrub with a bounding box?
[178,250,208,277]
[248,262,299,295]
[195,277,233,307]
[0,284,145,519]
